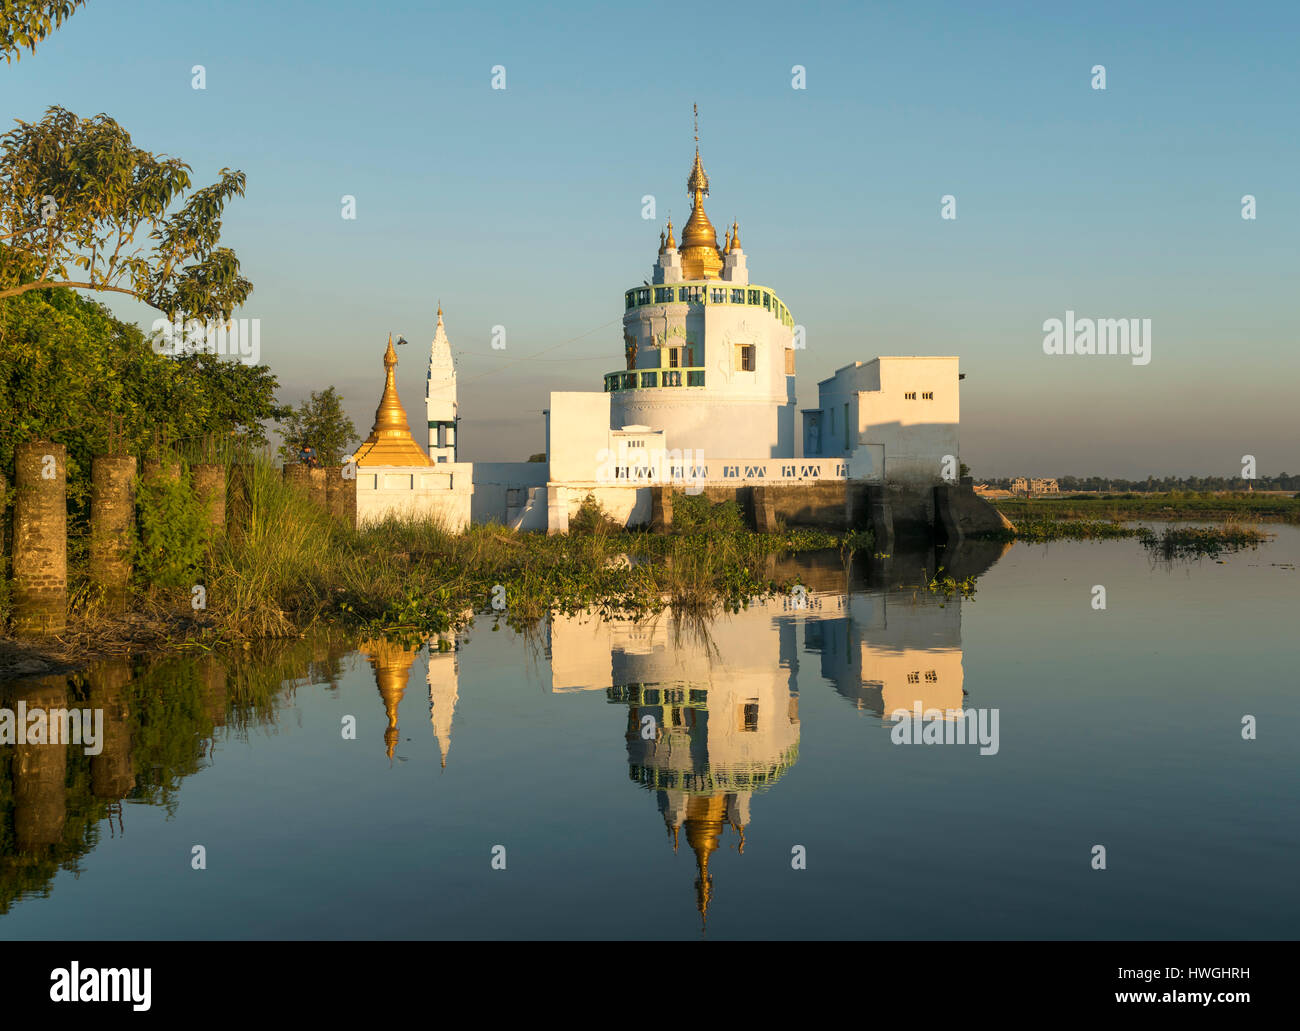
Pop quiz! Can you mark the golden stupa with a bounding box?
[677,104,724,280]
[679,148,724,280]
[354,334,433,467]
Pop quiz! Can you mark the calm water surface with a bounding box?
[2,526,1297,939]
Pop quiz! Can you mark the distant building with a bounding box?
[1010,477,1059,495]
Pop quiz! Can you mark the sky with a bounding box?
[4,0,1297,477]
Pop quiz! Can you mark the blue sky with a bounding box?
[5,0,1297,476]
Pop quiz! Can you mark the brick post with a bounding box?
[228,464,253,543]
[13,441,67,634]
[89,455,137,608]
[309,466,327,509]
[191,463,227,533]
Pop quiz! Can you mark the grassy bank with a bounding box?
[1,466,872,673]
[993,491,1300,523]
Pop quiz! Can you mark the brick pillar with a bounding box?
[89,455,137,607]
[651,486,673,533]
[192,463,226,533]
[13,441,67,634]
[228,464,253,543]
[0,471,7,581]
[335,467,357,529]
[325,466,346,521]
[753,485,777,533]
[309,466,327,509]
[283,463,312,495]
[142,457,181,483]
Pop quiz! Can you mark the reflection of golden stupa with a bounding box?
[354,335,433,467]
[360,638,419,758]
[669,793,748,927]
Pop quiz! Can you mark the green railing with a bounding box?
[604,367,706,392]
[623,281,795,328]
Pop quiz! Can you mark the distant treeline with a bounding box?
[981,474,1300,492]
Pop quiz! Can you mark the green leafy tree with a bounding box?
[0,286,287,499]
[1,0,86,62]
[276,387,358,465]
[0,107,251,320]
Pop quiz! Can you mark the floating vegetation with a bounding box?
[926,569,978,599]
[1139,524,1271,559]
[978,516,1272,558]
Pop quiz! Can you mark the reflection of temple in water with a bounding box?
[546,540,1007,925]
[549,601,801,925]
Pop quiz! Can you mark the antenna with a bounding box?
[693,102,699,144]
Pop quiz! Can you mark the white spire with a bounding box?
[426,305,458,460]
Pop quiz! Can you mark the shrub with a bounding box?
[134,467,211,588]
[672,491,747,534]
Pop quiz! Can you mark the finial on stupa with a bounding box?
[731,219,740,250]
[665,216,676,249]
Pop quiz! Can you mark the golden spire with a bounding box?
[679,106,723,280]
[723,227,731,253]
[354,335,434,467]
[665,216,676,250]
[730,219,740,250]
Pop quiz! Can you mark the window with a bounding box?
[741,703,759,732]
[763,292,771,309]
[654,287,671,303]
[731,288,744,304]
[636,288,650,305]
[922,391,934,400]
[784,348,795,375]
[735,344,755,371]
[625,291,635,309]
[904,391,917,400]
[668,347,679,368]
[907,671,920,684]
[747,289,760,305]
[924,670,937,682]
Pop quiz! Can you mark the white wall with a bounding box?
[355,464,474,530]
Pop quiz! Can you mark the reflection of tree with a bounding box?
[0,634,348,917]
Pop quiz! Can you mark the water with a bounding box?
[2,526,1296,939]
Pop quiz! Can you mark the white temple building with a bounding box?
[347,129,990,538]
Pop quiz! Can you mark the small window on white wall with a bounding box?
[735,344,755,371]
[922,391,934,400]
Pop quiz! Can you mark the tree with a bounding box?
[276,387,358,466]
[0,107,252,320]
[0,286,287,499]
[1,0,86,62]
